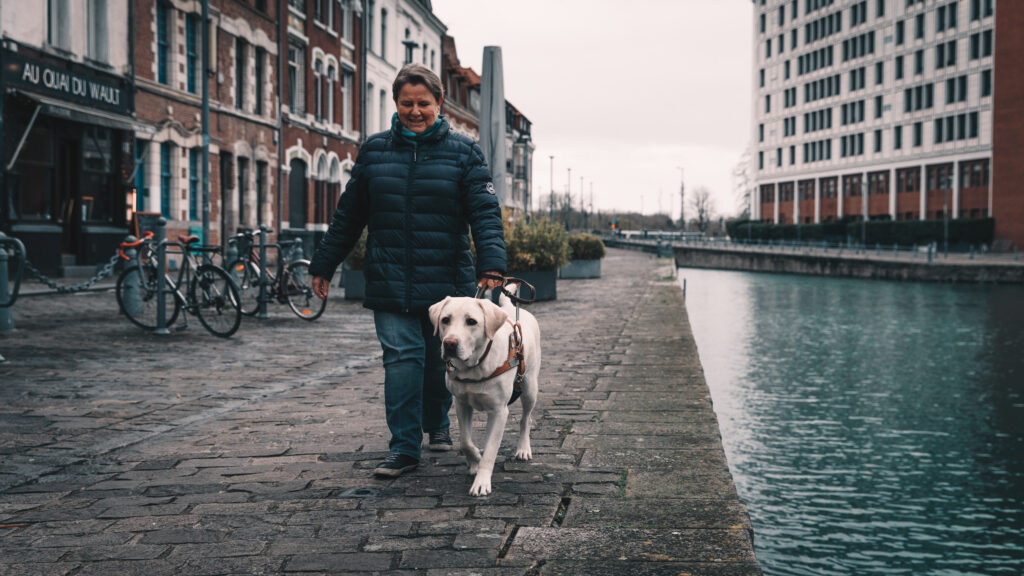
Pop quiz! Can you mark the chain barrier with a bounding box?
[22,252,122,294]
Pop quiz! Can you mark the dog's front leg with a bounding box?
[455,401,481,474]
[468,406,509,497]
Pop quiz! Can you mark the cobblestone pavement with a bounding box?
[0,248,761,575]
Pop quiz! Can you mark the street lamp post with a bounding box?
[676,166,685,230]
[861,177,868,247]
[566,167,572,230]
[943,174,950,256]
[549,155,554,221]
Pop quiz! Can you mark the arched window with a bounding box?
[313,57,323,121]
[329,158,342,210]
[326,64,337,125]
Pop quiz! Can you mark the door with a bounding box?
[289,158,307,229]
[56,138,79,255]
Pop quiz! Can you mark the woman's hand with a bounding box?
[477,271,504,290]
[313,276,330,300]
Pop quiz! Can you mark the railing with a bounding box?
[602,231,1023,266]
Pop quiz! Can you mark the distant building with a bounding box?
[363,0,446,137]
[748,0,1022,248]
[440,34,480,140]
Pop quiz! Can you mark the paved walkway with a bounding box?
[0,248,760,575]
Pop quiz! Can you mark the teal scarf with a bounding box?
[396,113,442,140]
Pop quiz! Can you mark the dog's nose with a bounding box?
[443,338,458,355]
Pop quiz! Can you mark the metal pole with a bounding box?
[549,155,554,221]
[565,167,571,230]
[0,239,13,332]
[202,0,211,253]
[944,178,950,257]
[257,225,269,319]
[155,218,170,335]
[861,178,868,247]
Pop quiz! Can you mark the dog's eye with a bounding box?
[441,316,451,325]
[466,317,478,326]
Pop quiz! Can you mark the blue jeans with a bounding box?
[373,310,452,458]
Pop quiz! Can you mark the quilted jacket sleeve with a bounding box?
[462,141,507,276]
[308,158,369,280]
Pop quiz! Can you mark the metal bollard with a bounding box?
[120,236,142,320]
[927,244,933,264]
[155,218,170,335]
[257,225,269,319]
[969,245,975,260]
[0,241,12,333]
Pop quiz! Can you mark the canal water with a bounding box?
[680,268,1024,576]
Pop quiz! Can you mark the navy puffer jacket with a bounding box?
[308,115,506,313]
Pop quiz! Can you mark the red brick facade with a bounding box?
[993,0,1024,248]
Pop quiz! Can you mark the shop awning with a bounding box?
[15,90,155,134]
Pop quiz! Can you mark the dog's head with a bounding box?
[428,297,509,363]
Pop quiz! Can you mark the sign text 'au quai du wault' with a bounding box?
[2,48,130,114]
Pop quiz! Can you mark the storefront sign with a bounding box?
[2,48,130,114]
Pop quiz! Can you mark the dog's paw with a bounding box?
[514,439,532,461]
[467,461,479,475]
[468,476,492,497]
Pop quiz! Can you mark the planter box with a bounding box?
[560,259,601,279]
[509,269,557,302]
[342,267,365,300]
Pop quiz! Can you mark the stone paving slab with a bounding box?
[0,248,760,574]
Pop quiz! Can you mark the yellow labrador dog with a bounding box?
[428,290,540,496]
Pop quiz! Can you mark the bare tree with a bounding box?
[731,146,753,219]
[689,186,716,233]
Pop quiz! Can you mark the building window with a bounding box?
[895,55,904,80]
[160,142,173,219]
[913,122,922,147]
[896,20,905,45]
[341,0,353,41]
[914,50,923,75]
[313,58,323,121]
[255,0,267,11]
[289,42,305,114]
[875,61,883,85]
[186,14,199,94]
[982,29,993,57]
[760,68,765,87]
[189,148,200,221]
[894,125,903,150]
[342,68,354,129]
[367,1,375,51]
[255,48,265,115]
[981,69,992,97]
[914,13,924,39]
[48,0,71,51]
[380,88,387,131]
[156,2,170,84]
[135,142,147,212]
[235,37,247,110]
[877,0,884,17]
[237,158,249,227]
[256,161,267,227]
[759,123,764,142]
[380,8,388,59]
[327,64,336,125]
[759,151,764,170]
[875,95,883,118]
[87,0,109,63]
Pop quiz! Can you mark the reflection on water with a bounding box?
[681,268,1024,576]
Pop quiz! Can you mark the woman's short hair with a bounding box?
[392,63,445,103]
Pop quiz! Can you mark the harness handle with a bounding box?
[474,273,536,305]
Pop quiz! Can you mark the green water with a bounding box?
[681,268,1024,576]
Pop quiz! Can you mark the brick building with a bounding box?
[132,0,280,250]
[441,34,480,140]
[279,0,362,254]
[749,0,1022,248]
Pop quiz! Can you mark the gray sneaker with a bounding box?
[426,429,453,451]
[373,453,419,477]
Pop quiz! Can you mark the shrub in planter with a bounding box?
[341,230,367,299]
[505,217,569,301]
[561,233,606,279]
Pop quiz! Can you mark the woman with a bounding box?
[309,63,506,478]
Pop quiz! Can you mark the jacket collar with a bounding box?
[391,114,450,146]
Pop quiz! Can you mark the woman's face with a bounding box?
[395,83,442,134]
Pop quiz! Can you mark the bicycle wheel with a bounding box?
[228,258,262,316]
[284,260,327,320]
[190,264,242,337]
[116,264,181,330]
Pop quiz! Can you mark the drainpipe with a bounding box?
[202,0,211,247]
[277,0,284,234]
[360,0,368,144]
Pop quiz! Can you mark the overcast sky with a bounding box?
[431,0,755,220]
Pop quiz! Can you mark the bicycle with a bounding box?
[227,228,326,321]
[116,233,242,338]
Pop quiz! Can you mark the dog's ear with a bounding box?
[428,297,450,336]
[477,299,509,340]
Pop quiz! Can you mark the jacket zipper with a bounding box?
[404,141,418,313]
